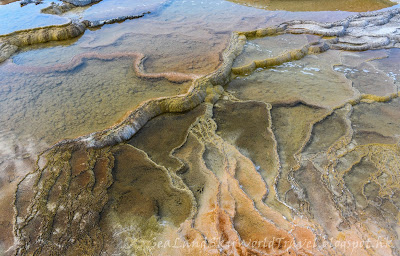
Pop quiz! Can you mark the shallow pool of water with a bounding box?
[2,0,354,147]
[0,0,69,35]
[1,1,400,255]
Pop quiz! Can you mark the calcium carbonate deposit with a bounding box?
[1,0,400,255]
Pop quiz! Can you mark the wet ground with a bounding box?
[1,0,400,255]
[0,0,355,147]
[228,0,397,12]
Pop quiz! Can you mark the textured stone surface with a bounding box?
[0,42,17,62]
[5,6,400,256]
[0,21,86,63]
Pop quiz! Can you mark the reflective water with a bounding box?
[0,0,69,35]
[229,50,355,108]
[0,58,192,144]
[1,0,353,148]
[60,0,170,23]
[1,0,400,255]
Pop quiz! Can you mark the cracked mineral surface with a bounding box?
[1,0,400,255]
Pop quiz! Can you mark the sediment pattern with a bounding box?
[11,7,400,256]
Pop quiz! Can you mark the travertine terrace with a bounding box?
[4,6,400,255]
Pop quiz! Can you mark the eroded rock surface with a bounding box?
[7,6,400,256]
